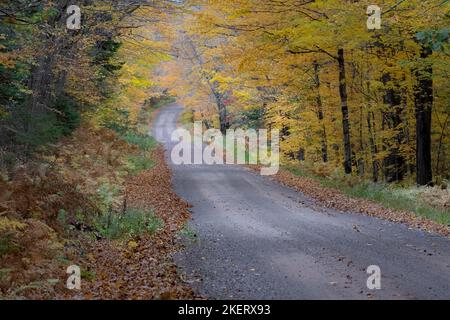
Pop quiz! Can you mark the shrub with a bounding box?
[15,113,64,152]
[4,94,82,155]
[53,96,81,136]
[121,133,156,152]
[126,155,154,175]
[99,108,133,135]
[0,232,19,258]
[0,152,18,175]
[0,217,27,258]
[95,208,164,240]
[95,183,122,214]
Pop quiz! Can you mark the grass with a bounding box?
[95,208,164,240]
[126,155,154,175]
[286,165,450,226]
[121,132,157,175]
[81,269,96,281]
[121,133,157,152]
[179,223,197,240]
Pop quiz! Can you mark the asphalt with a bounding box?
[152,103,450,300]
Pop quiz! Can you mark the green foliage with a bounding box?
[348,183,450,225]
[179,224,197,240]
[0,63,30,114]
[234,108,265,129]
[416,28,450,53]
[93,40,123,71]
[0,268,13,281]
[57,209,68,225]
[1,94,82,154]
[121,133,157,152]
[15,112,64,151]
[0,232,20,258]
[121,127,157,176]
[0,152,18,174]
[80,269,96,282]
[179,109,194,125]
[145,95,175,108]
[100,108,133,135]
[95,208,164,240]
[53,96,82,136]
[95,183,121,214]
[126,155,154,175]
[93,40,124,99]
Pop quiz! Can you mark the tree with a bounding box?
[414,44,433,185]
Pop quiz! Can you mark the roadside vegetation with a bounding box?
[285,164,450,226]
[0,1,191,299]
[0,95,174,298]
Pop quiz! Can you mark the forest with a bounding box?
[0,0,449,300]
[165,0,449,187]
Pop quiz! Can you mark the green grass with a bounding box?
[81,269,96,281]
[179,223,197,240]
[121,132,157,176]
[121,133,157,152]
[95,208,164,240]
[126,155,154,175]
[286,165,450,226]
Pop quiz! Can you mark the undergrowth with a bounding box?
[286,165,450,225]
[0,95,174,298]
[94,208,164,240]
[121,133,157,152]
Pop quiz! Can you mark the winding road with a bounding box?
[153,102,450,300]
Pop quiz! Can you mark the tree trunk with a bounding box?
[357,106,365,176]
[297,147,305,161]
[313,60,328,163]
[435,115,449,175]
[337,48,352,174]
[367,111,379,182]
[414,45,433,186]
[381,73,406,182]
[212,88,228,135]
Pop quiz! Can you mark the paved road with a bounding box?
[153,103,450,300]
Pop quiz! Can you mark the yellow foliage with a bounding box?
[0,217,27,232]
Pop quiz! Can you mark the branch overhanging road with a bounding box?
[153,103,450,300]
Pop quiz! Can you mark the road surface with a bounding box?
[153,103,450,300]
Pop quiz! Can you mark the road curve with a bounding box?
[153,103,450,300]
